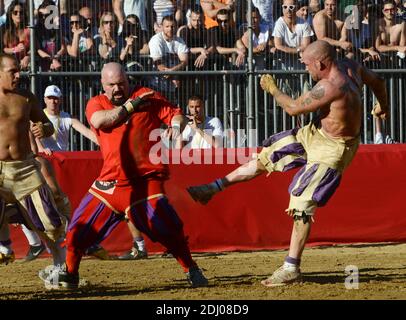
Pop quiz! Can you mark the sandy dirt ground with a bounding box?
[1,242,405,300]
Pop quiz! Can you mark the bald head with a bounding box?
[101,62,125,81]
[303,40,335,63]
[101,63,130,105]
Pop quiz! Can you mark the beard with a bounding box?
[110,90,127,106]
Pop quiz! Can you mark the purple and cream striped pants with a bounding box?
[258,123,360,215]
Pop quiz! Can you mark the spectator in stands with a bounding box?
[94,11,124,63]
[375,0,406,61]
[296,0,312,24]
[79,6,98,37]
[313,0,353,57]
[309,0,321,19]
[149,14,189,105]
[273,0,314,69]
[36,1,66,71]
[200,0,235,29]
[2,1,30,70]
[112,0,148,34]
[153,0,182,33]
[36,85,98,154]
[177,5,215,69]
[211,9,246,67]
[66,13,94,60]
[180,95,223,148]
[341,0,381,63]
[238,7,275,70]
[119,14,149,70]
[251,0,274,30]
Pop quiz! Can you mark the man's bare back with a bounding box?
[0,55,53,161]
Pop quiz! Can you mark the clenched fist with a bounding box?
[371,102,389,120]
[260,74,278,96]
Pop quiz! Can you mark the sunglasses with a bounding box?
[70,20,80,25]
[103,20,114,25]
[282,5,296,11]
[13,10,23,15]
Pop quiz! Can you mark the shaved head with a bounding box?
[303,40,335,63]
[101,62,125,82]
[101,63,130,105]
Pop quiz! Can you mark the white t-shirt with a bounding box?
[149,32,189,62]
[149,32,189,92]
[182,116,223,149]
[41,111,73,151]
[272,17,314,48]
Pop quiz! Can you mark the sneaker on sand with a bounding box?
[261,266,302,287]
[24,243,46,262]
[0,252,15,265]
[186,266,208,288]
[187,184,218,205]
[40,264,79,290]
[118,247,148,260]
[86,245,111,260]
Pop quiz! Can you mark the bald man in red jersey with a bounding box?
[39,62,208,290]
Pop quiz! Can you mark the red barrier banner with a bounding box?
[9,145,406,257]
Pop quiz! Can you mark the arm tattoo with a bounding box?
[310,84,325,100]
[301,97,313,108]
[104,107,127,126]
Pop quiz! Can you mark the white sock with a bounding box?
[134,238,145,252]
[21,224,42,246]
[283,261,299,272]
[44,237,66,266]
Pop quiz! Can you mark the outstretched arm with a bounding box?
[260,75,336,116]
[71,118,99,145]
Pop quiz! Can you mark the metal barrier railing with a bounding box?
[1,1,405,149]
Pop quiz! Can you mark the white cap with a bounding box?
[44,85,62,98]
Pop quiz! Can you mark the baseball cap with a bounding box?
[44,85,62,98]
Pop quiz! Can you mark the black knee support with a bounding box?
[293,210,311,224]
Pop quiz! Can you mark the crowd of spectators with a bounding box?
[0,0,405,102]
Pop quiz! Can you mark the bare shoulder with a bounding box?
[310,79,338,99]
[313,10,326,23]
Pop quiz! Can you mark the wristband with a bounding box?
[123,97,143,114]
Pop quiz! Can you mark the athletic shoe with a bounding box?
[187,184,219,205]
[186,266,208,288]
[261,266,302,287]
[38,265,56,282]
[374,132,383,144]
[40,264,79,290]
[0,252,15,265]
[385,135,397,144]
[57,270,79,290]
[118,247,148,260]
[86,245,111,260]
[161,250,174,258]
[24,243,46,262]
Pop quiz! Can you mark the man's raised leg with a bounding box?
[187,159,266,204]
